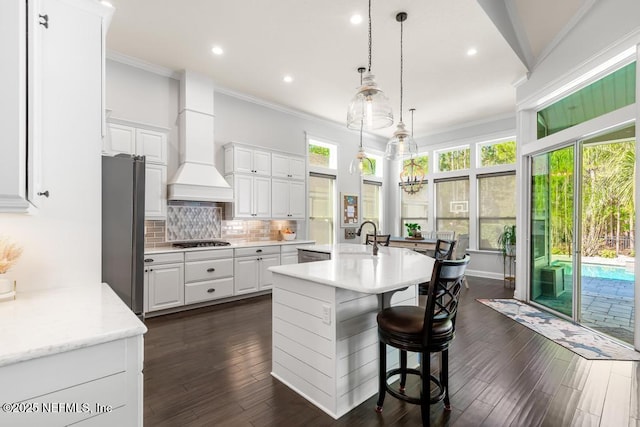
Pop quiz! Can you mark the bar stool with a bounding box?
[375,255,470,426]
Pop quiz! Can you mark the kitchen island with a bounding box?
[0,284,147,426]
[269,244,434,419]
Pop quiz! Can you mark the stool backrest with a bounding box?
[366,234,391,246]
[422,255,470,344]
[434,239,456,260]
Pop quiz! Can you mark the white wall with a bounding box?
[105,60,387,243]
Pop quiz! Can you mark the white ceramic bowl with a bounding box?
[282,233,296,241]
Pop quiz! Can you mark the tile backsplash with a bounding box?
[144,202,299,249]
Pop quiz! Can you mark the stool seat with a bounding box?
[377,306,453,350]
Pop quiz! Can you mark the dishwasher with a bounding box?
[297,249,331,263]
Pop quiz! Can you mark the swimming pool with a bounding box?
[552,261,635,281]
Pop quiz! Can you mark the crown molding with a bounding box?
[106,51,181,79]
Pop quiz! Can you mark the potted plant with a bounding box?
[405,223,422,238]
[497,225,516,257]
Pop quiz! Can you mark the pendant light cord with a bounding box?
[360,69,364,148]
[367,0,372,72]
[399,17,404,123]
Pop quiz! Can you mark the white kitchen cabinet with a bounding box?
[184,249,234,304]
[104,122,167,165]
[272,179,305,219]
[105,121,169,219]
[0,0,110,213]
[234,246,280,295]
[143,252,185,313]
[230,174,271,218]
[272,153,305,180]
[145,163,167,219]
[146,263,184,312]
[225,144,271,176]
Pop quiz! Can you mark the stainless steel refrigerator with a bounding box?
[102,154,145,318]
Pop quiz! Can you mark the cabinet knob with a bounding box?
[206,268,215,272]
[144,258,154,263]
[207,288,216,293]
[37,190,50,197]
[257,257,262,261]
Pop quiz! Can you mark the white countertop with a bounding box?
[0,283,147,367]
[145,239,315,254]
[269,243,435,294]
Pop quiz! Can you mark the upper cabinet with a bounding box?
[272,153,305,180]
[0,0,112,213]
[104,120,169,219]
[224,144,271,176]
[104,122,168,165]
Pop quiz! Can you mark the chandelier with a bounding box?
[346,0,393,130]
[400,108,425,194]
[385,12,417,161]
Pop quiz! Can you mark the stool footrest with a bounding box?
[384,367,446,405]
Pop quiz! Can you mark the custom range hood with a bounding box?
[167,71,233,202]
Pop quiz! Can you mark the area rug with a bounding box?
[477,298,640,361]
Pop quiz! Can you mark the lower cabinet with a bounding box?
[184,249,234,304]
[144,252,185,313]
[234,246,281,295]
[0,336,143,426]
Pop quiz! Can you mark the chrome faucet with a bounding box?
[356,220,379,256]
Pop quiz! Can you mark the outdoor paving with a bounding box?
[534,275,635,345]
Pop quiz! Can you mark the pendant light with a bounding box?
[400,108,425,194]
[346,0,393,130]
[385,12,417,160]
[350,68,375,175]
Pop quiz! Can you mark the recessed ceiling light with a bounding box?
[100,1,113,7]
[467,48,478,56]
[283,75,293,83]
[211,46,224,55]
[350,14,363,25]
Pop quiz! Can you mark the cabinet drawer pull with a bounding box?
[39,14,49,28]
[144,258,154,263]
[37,190,50,197]
[206,268,216,272]
[256,249,263,253]
[207,288,216,293]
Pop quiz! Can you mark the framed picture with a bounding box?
[341,193,359,227]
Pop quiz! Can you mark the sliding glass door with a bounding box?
[579,126,635,345]
[530,146,575,317]
[529,125,636,346]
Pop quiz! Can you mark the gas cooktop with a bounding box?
[172,241,231,249]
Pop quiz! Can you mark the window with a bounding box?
[435,178,469,236]
[403,154,429,174]
[478,140,516,167]
[308,173,335,244]
[308,138,337,169]
[436,146,470,172]
[363,152,383,178]
[478,173,516,250]
[362,181,382,229]
[400,183,428,237]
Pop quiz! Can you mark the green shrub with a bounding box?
[599,249,616,258]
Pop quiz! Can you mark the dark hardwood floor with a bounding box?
[143,277,640,426]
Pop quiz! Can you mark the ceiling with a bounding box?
[105,0,594,139]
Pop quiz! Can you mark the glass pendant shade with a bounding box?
[347,72,393,130]
[385,121,417,160]
[349,147,374,175]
